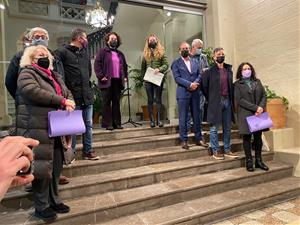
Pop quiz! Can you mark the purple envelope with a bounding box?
[246,112,273,133]
[48,110,86,137]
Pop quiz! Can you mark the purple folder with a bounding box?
[246,112,273,133]
[48,110,86,137]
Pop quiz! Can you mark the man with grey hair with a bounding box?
[6,27,55,99]
[190,39,209,74]
[189,38,209,147]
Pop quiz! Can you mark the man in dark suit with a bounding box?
[171,42,205,149]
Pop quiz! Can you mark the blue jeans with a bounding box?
[210,97,231,153]
[72,104,93,154]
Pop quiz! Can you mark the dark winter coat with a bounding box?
[5,49,65,100]
[16,65,73,179]
[94,47,128,89]
[202,63,235,125]
[55,45,93,106]
[234,78,267,134]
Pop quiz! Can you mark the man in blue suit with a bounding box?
[171,42,205,149]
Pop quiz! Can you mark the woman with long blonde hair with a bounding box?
[141,34,169,127]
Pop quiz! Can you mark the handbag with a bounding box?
[246,112,273,133]
[48,110,86,137]
[61,136,75,165]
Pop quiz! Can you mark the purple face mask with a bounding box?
[242,69,252,78]
[82,40,88,49]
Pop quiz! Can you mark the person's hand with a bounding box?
[255,106,264,116]
[124,77,128,82]
[101,77,108,82]
[190,82,199,91]
[65,99,75,112]
[0,136,39,201]
[154,68,160,74]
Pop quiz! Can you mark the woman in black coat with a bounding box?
[234,62,269,172]
[17,45,75,221]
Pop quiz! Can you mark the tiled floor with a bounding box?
[212,197,300,225]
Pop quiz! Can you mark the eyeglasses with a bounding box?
[33,35,46,40]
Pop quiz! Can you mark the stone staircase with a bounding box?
[1,124,299,225]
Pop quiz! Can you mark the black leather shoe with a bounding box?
[195,140,209,148]
[51,203,70,213]
[106,126,114,131]
[114,125,123,129]
[157,121,164,127]
[181,141,189,150]
[150,121,155,128]
[35,207,57,221]
[255,159,269,171]
[246,159,254,172]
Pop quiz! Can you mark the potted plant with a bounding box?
[265,85,289,129]
[92,81,102,124]
[129,68,147,120]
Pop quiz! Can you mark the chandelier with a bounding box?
[85,1,114,29]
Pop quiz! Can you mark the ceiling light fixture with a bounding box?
[85,0,114,29]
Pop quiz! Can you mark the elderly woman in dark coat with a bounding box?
[16,45,75,221]
[234,62,269,172]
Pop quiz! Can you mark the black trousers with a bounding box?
[101,78,122,128]
[242,131,263,160]
[145,81,164,120]
[32,138,63,211]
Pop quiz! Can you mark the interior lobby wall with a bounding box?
[206,0,300,146]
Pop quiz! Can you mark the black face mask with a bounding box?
[181,50,190,58]
[216,56,225,64]
[148,41,157,49]
[109,40,118,48]
[37,57,50,69]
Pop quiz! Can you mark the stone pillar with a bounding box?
[0,9,12,128]
[205,0,237,68]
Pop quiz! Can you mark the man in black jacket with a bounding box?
[202,48,238,160]
[55,28,99,160]
[6,27,47,99]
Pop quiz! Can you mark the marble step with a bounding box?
[75,130,240,157]
[65,138,243,178]
[1,150,273,211]
[88,122,215,142]
[0,161,296,225]
[97,176,300,225]
[83,124,179,142]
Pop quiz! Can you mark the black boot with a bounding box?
[150,114,155,128]
[255,158,269,171]
[246,158,254,172]
[157,112,163,127]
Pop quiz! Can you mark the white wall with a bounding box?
[206,0,300,146]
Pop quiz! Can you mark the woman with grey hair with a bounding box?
[16,45,75,221]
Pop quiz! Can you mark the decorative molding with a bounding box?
[61,2,86,21]
[19,0,48,16]
[119,0,207,10]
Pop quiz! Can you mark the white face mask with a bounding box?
[195,48,202,55]
[31,38,48,47]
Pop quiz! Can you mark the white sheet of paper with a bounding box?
[143,67,164,86]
